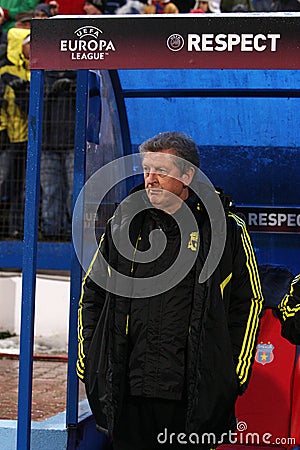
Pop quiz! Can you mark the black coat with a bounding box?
[77,185,263,439]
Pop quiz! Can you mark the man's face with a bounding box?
[142,149,194,214]
[34,11,49,18]
[199,0,209,11]
[15,20,31,29]
[49,1,59,14]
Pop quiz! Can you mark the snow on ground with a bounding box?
[0,335,67,355]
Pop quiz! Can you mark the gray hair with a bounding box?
[139,131,200,175]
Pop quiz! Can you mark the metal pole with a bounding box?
[66,70,89,438]
[16,69,44,450]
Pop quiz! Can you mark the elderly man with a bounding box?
[77,131,263,450]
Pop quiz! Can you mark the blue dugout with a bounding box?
[12,13,300,450]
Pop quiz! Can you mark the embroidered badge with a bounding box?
[188,232,198,251]
[255,342,274,365]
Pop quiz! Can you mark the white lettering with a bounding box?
[88,40,98,51]
[262,433,272,444]
[177,433,187,444]
[215,34,227,51]
[188,34,201,51]
[60,39,115,52]
[259,213,268,226]
[253,34,266,51]
[75,27,102,39]
[241,34,253,51]
[245,432,260,445]
[99,39,107,50]
[202,432,216,445]
[71,52,105,60]
[157,428,167,444]
[278,213,287,226]
[169,432,176,444]
[156,428,296,446]
[69,41,78,52]
[189,432,200,444]
[287,214,296,226]
[202,34,214,51]
[228,430,238,444]
[60,40,67,51]
[186,33,281,52]
[268,33,280,51]
[248,212,300,227]
[106,40,115,51]
[218,432,228,444]
[79,40,86,51]
[248,213,258,226]
[268,213,277,226]
[227,34,241,51]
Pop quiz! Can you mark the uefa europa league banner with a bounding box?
[30,14,300,70]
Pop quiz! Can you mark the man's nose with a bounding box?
[146,171,158,184]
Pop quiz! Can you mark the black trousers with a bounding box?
[112,396,212,450]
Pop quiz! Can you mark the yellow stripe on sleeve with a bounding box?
[229,213,264,386]
[278,274,300,321]
[220,272,232,299]
[77,233,105,379]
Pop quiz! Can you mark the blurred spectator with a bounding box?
[271,0,300,10]
[83,0,106,13]
[190,0,221,10]
[0,20,7,60]
[0,1,39,31]
[0,28,30,238]
[47,0,60,15]
[252,0,272,9]
[221,0,254,10]
[106,0,126,13]
[14,11,33,28]
[52,0,84,14]
[116,0,146,13]
[40,71,76,241]
[83,0,126,15]
[190,0,209,11]
[172,0,194,12]
[207,0,221,10]
[231,2,249,9]
[142,0,179,13]
[34,3,51,17]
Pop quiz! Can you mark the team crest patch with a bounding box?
[188,232,198,251]
[255,342,274,365]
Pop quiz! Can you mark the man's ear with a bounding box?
[182,167,195,187]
